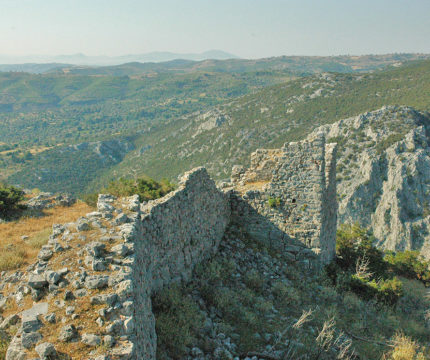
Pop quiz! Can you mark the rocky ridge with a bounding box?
[312,106,430,257]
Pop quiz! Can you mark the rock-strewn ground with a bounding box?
[1,194,140,359]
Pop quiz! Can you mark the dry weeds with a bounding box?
[0,201,93,271]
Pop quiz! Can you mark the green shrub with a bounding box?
[80,176,176,206]
[326,223,407,305]
[105,176,175,202]
[267,196,281,208]
[336,223,387,278]
[385,251,430,285]
[81,192,98,207]
[0,183,26,219]
[349,275,403,306]
[152,284,204,358]
[244,269,264,293]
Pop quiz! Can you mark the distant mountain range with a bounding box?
[0,50,238,68]
[1,53,429,76]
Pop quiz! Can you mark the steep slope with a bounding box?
[93,60,430,190]
[312,106,430,257]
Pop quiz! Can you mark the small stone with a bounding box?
[31,288,44,301]
[64,290,75,301]
[59,324,78,342]
[38,248,53,261]
[28,274,48,289]
[111,244,130,257]
[114,280,133,300]
[76,219,90,231]
[96,317,104,327]
[75,289,88,297]
[112,213,128,226]
[35,342,57,359]
[65,306,75,315]
[81,333,102,347]
[85,275,109,289]
[22,331,43,349]
[45,270,60,285]
[0,313,20,330]
[111,341,134,358]
[86,242,106,257]
[44,313,56,324]
[22,316,42,333]
[90,294,118,306]
[103,335,115,348]
[105,319,123,334]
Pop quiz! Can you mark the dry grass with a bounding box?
[0,337,8,360]
[0,201,93,271]
[384,333,427,360]
[236,180,270,194]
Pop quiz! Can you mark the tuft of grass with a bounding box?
[267,196,281,208]
[0,337,9,360]
[385,333,427,360]
[0,247,27,271]
[26,228,51,249]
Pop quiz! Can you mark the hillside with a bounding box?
[3,59,430,198]
[0,69,293,188]
[89,60,430,188]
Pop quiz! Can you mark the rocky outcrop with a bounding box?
[314,106,430,257]
[25,192,75,211]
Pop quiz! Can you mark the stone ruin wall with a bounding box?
[4,137,337,360]
[230,133,338,263]
[130,167,231,358]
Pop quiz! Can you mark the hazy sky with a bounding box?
[1,0,430,58]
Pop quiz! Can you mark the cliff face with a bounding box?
[314,106,430,257]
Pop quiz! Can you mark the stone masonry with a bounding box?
[3,136,337,359]
[230,133,337,263]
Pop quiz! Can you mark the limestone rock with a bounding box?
[35,342,57,359]
[81,333,101,347]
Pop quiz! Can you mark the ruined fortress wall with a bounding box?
[321,143,338,262]
[5,149,336,360]
[131,167,231,358]
[231,133,337,263]
[140,167,231,292]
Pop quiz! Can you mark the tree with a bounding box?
[0,183,26,219]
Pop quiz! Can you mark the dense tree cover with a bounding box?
[0,183,25,219]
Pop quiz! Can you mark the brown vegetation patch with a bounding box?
[0,201,93,271]
[236,180,270,195]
